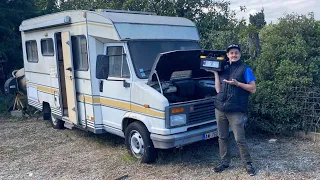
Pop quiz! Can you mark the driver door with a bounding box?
[97,43,131,130]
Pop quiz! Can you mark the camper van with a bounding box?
[19,9,223,163]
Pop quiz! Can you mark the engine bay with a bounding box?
[151,77,217,103]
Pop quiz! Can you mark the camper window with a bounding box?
[41,38,54,56]
[107,46,130,78]
[26,40,39,63]
[71,35,88,71]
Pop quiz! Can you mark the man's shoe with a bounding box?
[213,163,229,173]
[246,163,256,176]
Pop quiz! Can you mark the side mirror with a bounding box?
[96,55,109,79]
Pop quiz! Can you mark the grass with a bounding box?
[1,117,319,179]
[121,153,138,163]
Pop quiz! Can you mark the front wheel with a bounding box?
[125,122,157,163]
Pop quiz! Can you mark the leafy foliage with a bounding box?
[0,0,39,71]
[249,13,320,133]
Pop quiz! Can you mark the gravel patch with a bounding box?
[0,117,319,180]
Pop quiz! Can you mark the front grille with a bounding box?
[188,100,215,125]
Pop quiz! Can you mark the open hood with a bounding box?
[147,49,226,84]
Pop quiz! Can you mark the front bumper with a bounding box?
[150,124,218,149]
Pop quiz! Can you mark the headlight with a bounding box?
[170,114,187,127]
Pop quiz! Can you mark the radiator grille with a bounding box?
[188,101,215,125]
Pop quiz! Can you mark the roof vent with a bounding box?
[95,9,156,15]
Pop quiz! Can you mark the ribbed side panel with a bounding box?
[28,99,42,110]
[51,107,62,117]
[28,99,62,117]
[80,119,95,129]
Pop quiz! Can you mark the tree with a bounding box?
[36,0,57,13]
[0,0,39,72]
[247,9,266,58]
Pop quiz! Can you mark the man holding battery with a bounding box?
[206,44,257,176]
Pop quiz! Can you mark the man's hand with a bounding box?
[223,79,240,86]
[223,79,257,93]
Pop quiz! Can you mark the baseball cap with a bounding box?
[226,44,241,53]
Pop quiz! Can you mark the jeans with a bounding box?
[215,108,252,165]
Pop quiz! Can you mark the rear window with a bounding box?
[41,38,54,56]
[26,40,39,62]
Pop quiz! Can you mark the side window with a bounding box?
[107,46,130,78]
[26,40,39,62]
[41,38,54,56]
[71,35,88,71]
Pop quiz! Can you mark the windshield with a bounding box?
[127,41,201,78]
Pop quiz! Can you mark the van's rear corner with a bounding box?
[151,98,218,149]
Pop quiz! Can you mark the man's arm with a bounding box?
[213,72,220,93]
[234,66,257,93]
[205,70,221,93]
[238,81,256,93]
[223,79,256,93]
[206,69,220,93]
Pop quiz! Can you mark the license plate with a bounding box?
[202,131,218,140]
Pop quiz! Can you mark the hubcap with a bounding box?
[130,130,144,157]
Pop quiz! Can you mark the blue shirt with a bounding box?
[244,67,256,84]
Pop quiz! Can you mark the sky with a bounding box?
[229,0,320,23]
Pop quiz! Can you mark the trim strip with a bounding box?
[131,104,165,118]
[23,21,114,33]
[78,94,165,118]
[87,22,113,28]
[27,83,165,118]
[25,71,51,75]
[26,82,59,95]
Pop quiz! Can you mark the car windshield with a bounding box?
[127,40,201,79]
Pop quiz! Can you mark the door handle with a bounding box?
[66,67,72,71]
[99,80,103,92]
[123,80,130,88]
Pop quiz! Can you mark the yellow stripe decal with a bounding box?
[78,95,164,118]
[78,95,93,103]
[37,86,57,94]
[93,97,131,111]
[27,85,164,118]
[131,104,165,118]
[26,82,59,95]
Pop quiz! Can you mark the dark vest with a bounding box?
[214,60,250,112]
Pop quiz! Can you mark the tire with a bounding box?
[49,114,65,129]
[43,105,64,129]
[42,104,51,121]
[125,122,157,163]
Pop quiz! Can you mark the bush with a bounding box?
[0,94,14,116]
[247,13,320,134]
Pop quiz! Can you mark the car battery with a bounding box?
[200,56,226,72]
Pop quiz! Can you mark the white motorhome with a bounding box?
[19,9,224,163]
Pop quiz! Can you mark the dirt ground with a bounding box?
[0,117,320,180]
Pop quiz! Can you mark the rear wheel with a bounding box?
[43,104,64,129]
[125,122,157,163]
[43,103,51,121]
[50,114,64,129]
